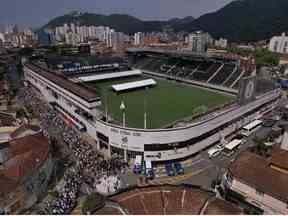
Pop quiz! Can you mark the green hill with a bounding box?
[179,0,288,42]
[42,0,288,42]
[43,12,193,34]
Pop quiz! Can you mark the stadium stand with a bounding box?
[132,54,242,90]
[209,64,236,85]
[191,62,222,82]
[223,67,242,88]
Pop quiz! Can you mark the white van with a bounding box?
[208,148,222,158]
[133,155,142,174]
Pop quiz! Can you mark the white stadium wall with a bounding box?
[23,64,281,162]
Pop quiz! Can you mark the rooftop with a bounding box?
[269,148,288,171]
[229,150,288,203]
[97,185,242,215]
[0,112,16,127]
[0,133,49,195]
[25,62,100,103]
[9,124,41,139]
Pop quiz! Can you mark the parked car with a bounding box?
[165,163,176,176]
[208,148,222,158]
[174,162,184,175]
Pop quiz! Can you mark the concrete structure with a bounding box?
[187,31,213,54]
[223,150,288,214]
[23,52,280,162]
[134,32,143,46]
[269,32,288,54]
[215,38,228,48]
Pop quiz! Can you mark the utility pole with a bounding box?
[120,101,126,127]
[144,87,148,129]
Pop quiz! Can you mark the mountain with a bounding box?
[43,12,194,34]
[42,0,288,42]
[176,0,288,42]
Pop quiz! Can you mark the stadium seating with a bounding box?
[132,55,241,89]
[209,64,235,85]
[223,67,242,88]
[191,62,221,82]
[196,61,213,72]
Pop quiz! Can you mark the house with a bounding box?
[223,150,288,214]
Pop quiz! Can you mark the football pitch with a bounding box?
[86,76,235,129]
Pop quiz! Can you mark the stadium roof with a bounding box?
[46,55,125,68]
[112,79,156,92]
[25,62,100,103]
[126,47,209,58]
[78,70,142,82]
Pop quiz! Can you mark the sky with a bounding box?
[0,0,234,28]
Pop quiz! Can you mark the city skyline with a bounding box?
[0,0,234,27]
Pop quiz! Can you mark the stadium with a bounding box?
[23,49,281,162]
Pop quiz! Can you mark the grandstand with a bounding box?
[128,50,250,90]
[24,55,281,162]
[45,55,129,77]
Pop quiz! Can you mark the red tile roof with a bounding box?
[269,148,288,171]
[203,199,243,215]
[229,151,288,203]
[2,133,49,181]
[107,185,242,215]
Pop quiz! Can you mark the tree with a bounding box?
[252,137,272,157]
[254,48,279,67]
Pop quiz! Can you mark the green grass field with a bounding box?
[86,76,235,129]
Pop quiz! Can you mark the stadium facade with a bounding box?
[23,51,281,162]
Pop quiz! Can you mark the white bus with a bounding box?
[241,120,263,137]
[223,139,242,156]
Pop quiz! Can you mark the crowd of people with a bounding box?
[18,86,128,214]
[95,175,121,194]
[45,167,82,214]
